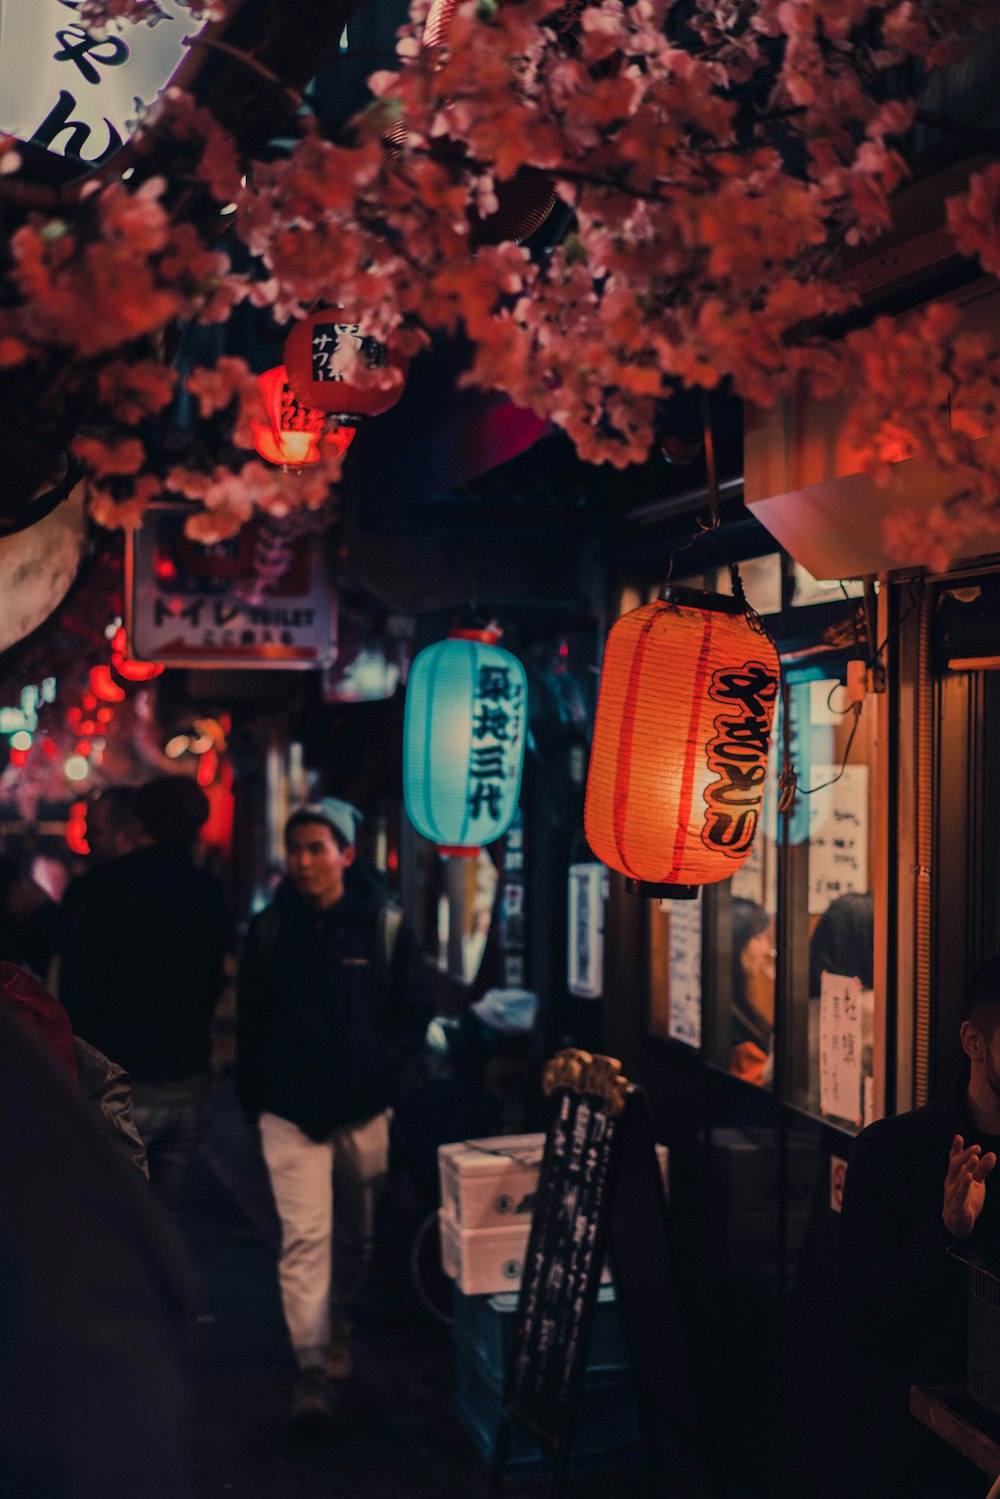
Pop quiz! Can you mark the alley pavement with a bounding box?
[179,1081,714,1499]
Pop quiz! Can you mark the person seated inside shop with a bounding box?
[834,956,1000,1499]
[729,896,776,1086]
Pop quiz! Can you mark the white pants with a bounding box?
[260,1109,390,1370]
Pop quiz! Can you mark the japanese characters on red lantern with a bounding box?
[584,588,780,897]
[284,314,408,421]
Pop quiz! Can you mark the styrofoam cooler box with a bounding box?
[439,1133,669,1232]
[439,1134,545,1230]
[439,1208,532,1294]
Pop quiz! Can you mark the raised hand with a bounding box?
[943,1134,997,1239]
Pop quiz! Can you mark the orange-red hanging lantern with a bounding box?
[584,588,780,898]
[250,365,357,469]
[283,316,408,422]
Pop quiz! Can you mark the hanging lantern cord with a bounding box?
[699,389,722,533]
[777,674,798,814]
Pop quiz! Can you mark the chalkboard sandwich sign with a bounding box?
[495,1048,696,1499]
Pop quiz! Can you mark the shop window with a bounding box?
[783,666,877,1131]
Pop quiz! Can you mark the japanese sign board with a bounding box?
[819,970,865,1126]
[665,891,702,1048]
[567,862,607,1000]
[808,763,869,915]
[498,1051,694,1499]
[126,505,335,669]
[0,1,209,173]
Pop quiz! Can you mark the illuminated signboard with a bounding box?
[0,1,203,171]
[126,505,336,670]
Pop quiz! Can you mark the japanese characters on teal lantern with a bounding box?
[404,629,527,854]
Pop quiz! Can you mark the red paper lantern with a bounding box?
[283,317,408,422]
[584,588,780,897]
[251,365,357,468]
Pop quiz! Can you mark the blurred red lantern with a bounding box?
[110,627,164,684]
[89,664,125,703]
[284,317,408,422]
[251,364,358,467]
[66,800,90,857]
[584,588,780,897]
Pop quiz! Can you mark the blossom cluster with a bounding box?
[1,0,999,563]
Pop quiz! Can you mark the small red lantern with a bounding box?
[251,365,357,469]
[585,588,780,898]
[110,626,164,684]
[283,317,408,422]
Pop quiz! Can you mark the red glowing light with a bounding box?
[113,654,165,683]
[68,707,83,726]
[96,707,114,724]
[251,366,357,469]
[79,720,96,736]
[89,665,126,703]
[66,809,90,856]
[75,739,92,757]
[9,747,28,767]
[196,748,218,787]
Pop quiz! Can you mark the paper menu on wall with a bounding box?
[808,764,868,915]
[819,971,863,1125]
[666,893,702,1049]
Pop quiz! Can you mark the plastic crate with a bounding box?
[452,1283,629,1383]
[453,1324,642,1476]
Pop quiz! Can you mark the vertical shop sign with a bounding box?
[499,809,526,986]
[808,764,868,913]
[665,892,703,1048]
[819,970,863,1126]
[567,863,607,999]
[0,1,205,170]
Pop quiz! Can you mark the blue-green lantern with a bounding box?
[404,629,527,854]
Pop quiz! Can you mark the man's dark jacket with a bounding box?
[235,865,434,1140]
[834,1083,1000,1497]
[59,843,232,1083]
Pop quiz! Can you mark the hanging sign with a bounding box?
[126,505,335,669]
[0,1,212,173]
[819,970,864,1126]
[666,892,703,1048]
[567,863,607,999]
[808,764,868,915]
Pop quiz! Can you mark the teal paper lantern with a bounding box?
[404,630,527,854]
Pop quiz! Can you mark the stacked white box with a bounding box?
[437,1132,668,1295]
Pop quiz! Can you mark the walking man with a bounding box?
[236,798,433,1431]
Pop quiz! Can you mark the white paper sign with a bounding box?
[567,863,607,999]
[0,1,199,168]
[667,894,702,1048]
[819,971,863,1125]
[808,764,868,915]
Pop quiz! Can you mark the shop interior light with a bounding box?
[165,734,191,759]
[9,730,32,752]
[64,756,89,782]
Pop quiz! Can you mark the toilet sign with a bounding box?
[0,0,210,173]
